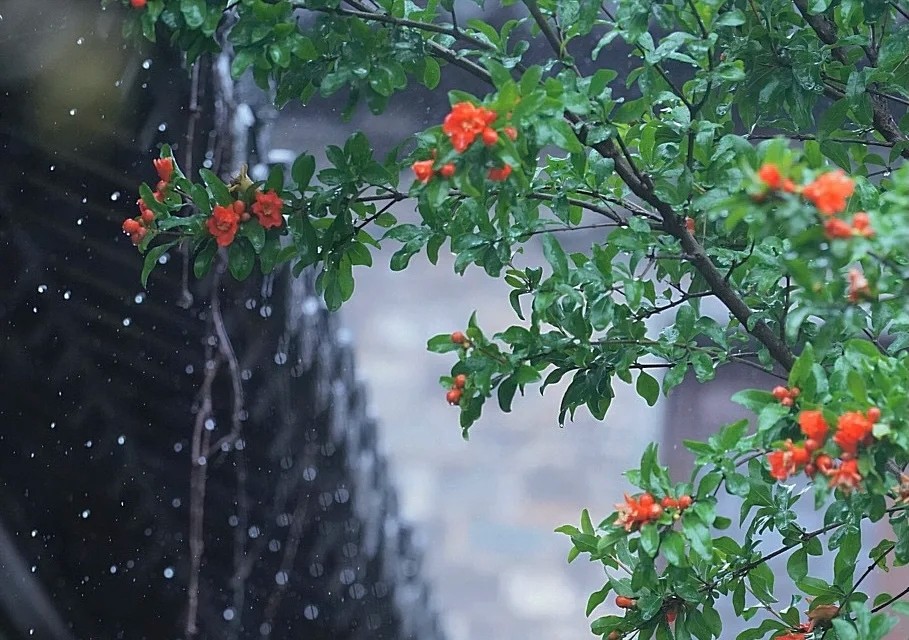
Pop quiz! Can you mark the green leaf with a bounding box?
[497,376,518,412]
[427,334,461,353]
[292,153,316,190]
[662,531,686,567]
[227,237,255,280]
[180,0,206,28]
[265,164,285,192]
[682,513,712,560]
[787,547,808,582]
[580,509,594,535]
[541,234,569,277]
[635,371,660,406]
[585,584,610,616]
[239,219,266,253]
[639,523,660,557]
[141,241,179,288]
[193,239,217,278]
[199,168,233,206]
[422,57,441,89]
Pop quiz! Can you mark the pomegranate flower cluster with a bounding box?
[207,190,285,248]
[757,163,858,218]
[411,102,518,185]
[615,493,663,531]
[766,407,880,493]
[121,157,175,246]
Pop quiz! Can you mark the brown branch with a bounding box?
[793,0,909,158]
[186,346,219,637]
[569,118,796,371]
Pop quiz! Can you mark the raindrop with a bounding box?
[185,364,194,375]
[240,369,252,380]
[268,539,281,552]
[171,498,181,508]
[122,318,131,327]
[30,530,37,537]
[142,59,152,69]
[228,515,239,527]
[76,37,84,45]
[275,571,288,585]
[274,352,287,365]
[173,442,183,453]
[303,466,317,482]
[117,435,125,445]
[158,253,170,265]
[109,565,117,574]
[158,123,167,132]
[303,605,319,620]
[81,509,91,519]
[69,108,77,116]
[49,165,55,171]
[196,456,207,466]
[204,418,216,431]
[37,285,47,294]
[248,526,260,539]
[63,291,72,300]
[84,440,92,448]
[163,567,174,579]
[50,422,56,429]
[259,305,272,318]
[259,623,272,636]
[76,218,84,225]
[222,608,235,621]
[235,439,245,451]
[134,293,145,304]
[114,79,122,87]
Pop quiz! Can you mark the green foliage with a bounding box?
[117,0,909,637]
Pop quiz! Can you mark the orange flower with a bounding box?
[824,218,853,239]
[412,159,434,183]
[828,459,862,493]
[774,633,806,640]
[615,493,662,531]
[833,411,873,455]
[251,190,285,229]
[206,204,240,247]
[757,163,783,189]
[846,268,870,303]
[503,126,518,141]
[768,440,811,481]
[802,170,854,215]
[130,0,147,7]
[488,164,512,182]
[439,163,456,178]
[798,410,828,442]
[442,102,497,152]
[153,157,174,183]
[851,212,873,237]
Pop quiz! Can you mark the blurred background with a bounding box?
[1,1,906,639]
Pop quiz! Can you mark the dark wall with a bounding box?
[0,2,443,639]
